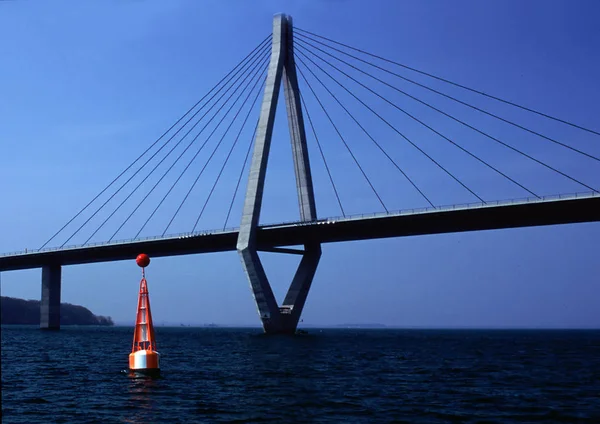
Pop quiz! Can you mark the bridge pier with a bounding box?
[40,264,61,330]
[278,243,321,333]
[237,14,321,335]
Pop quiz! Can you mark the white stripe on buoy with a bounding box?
[133,351,147,369]
[129,349,160,370]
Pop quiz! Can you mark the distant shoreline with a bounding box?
[2,323,597,331]
[0,296,114,326]
[87,324,600,330]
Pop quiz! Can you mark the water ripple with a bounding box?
[2,327,600,423]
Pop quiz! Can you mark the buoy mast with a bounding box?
[129,253,160,374]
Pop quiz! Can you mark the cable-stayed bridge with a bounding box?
[1,14,598,333]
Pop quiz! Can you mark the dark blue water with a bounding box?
[2,326,599,423]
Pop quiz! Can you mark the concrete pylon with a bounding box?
[237,14,321,334]
[40,264,61,330]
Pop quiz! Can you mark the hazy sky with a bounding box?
[1,0,599,327]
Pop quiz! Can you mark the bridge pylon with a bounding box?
[40,264,61,330]
[237,13,321,334]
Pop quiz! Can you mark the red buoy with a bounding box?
[136,253,150,268]
[129,254,159,374]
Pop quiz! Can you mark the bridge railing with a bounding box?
[305,190,599,224]
[0,226,241,258]
[263,191,598,226]
[1,191,596,258]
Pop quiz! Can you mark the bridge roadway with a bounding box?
[0,194,598,272]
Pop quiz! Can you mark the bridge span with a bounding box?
[2,193,597,272]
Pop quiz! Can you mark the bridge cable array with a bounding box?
[39,34,271,249]
[297,64,390,212]
[94,53,268,244]
[295,36,597,193]
[295,27,600,138]
[165,55,268,236]
[290,27,599,212]
[40,35,271,249]
[300,92,346,216]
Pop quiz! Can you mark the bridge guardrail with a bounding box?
[1,191,597,258]
[310,190,598,223]
[0,226,241,258]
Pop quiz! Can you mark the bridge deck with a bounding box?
[1,193,598,271]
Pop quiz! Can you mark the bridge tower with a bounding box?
[237,14,321,334]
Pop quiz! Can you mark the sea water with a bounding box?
[2,326,599,423]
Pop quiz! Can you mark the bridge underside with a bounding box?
[1,195,598,272]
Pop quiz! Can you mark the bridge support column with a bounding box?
[40,265,61,330]
[278,243,321,332]
[237,14,321,335]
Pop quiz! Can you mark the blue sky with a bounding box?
[1,0,599,327]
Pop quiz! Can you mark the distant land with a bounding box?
[295,323,387,329]
[114,322,388,329]
[111,321,388,329]
[0,296,114,326]
[335,323,387,328]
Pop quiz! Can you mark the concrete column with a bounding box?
[40,264,61,330]
[237,14,322,335]
[282,15,317,222]
[237,14,287,332]
[280,243,321,331]
[279,15,321,334]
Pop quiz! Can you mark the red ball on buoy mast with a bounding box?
[129,253,160,374]
[136,253,150,268]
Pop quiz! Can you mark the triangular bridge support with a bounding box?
[237,14,321,335]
